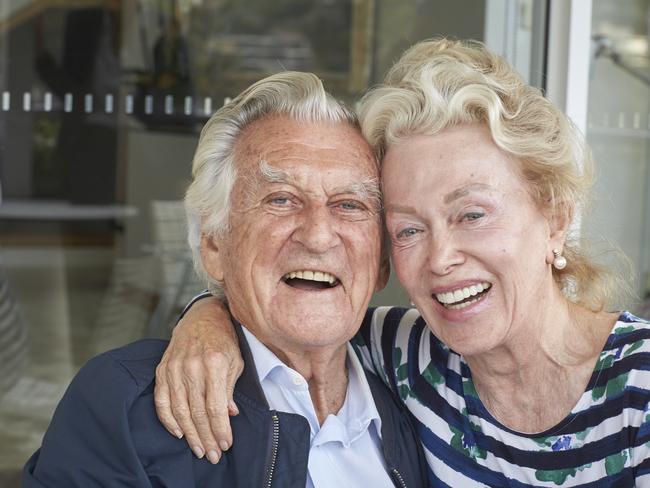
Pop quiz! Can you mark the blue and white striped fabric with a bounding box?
[356,308,650,487]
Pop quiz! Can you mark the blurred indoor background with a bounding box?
[0,0,648,485]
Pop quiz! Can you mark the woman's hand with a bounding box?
[154,297,243,464]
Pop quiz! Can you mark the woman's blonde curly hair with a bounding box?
[360,38,627,311]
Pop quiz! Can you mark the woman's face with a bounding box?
[382,124,560,356]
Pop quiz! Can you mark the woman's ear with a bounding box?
[547,202,575,255]
[200,233,225,282]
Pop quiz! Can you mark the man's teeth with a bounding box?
[283,270,338,285]
[435,282,491,307]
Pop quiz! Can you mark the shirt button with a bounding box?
[292,376,304,386]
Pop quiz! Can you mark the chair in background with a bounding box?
[147,200,204,337]
[0,266,28,398]
[90,256,157,355]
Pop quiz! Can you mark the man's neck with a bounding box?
[239,323,351,425]
[268,342,349,424]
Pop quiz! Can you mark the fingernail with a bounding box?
[229,401,239,415]
[207,449,221,464]
[219,440,230,452]
[192,445,205,459]
[174,430,183,439]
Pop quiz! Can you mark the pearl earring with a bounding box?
[552,249,567,270]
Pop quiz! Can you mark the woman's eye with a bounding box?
[396,227,421,239]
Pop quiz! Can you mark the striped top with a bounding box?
[356,308,650,487]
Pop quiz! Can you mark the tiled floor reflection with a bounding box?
[0,231,199,486]
[0,246,156,485]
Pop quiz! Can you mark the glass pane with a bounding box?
[0,0,547,478]
[586,0,650,314]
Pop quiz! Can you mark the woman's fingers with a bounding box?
[157,353,223,464]
[153,296,243,463]
[205,363,233,451]
[155,349,233,464]
[183,356,222,464]
[170,383,214,462]
[154,361,183,439]
[226,355,244,417]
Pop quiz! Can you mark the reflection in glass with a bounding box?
[586,0,650,313]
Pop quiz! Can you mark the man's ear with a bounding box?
[200,233,225,282]
[375,230,391,292]
[375,252,391,293]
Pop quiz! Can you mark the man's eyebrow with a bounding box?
[333,177,381,199]
[239,160,293,205]
[333,177,382,211]
[256,160,382,211]
[258,159,296,185]
[443,183,493,204]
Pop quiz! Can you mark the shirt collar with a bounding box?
[241,325,287,383]
[240,326,382,445]
[340,342,383,445]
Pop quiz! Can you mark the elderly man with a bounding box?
[23,72,427,487]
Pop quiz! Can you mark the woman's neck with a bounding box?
[464,289,616,433]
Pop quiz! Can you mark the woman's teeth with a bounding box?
[283,270,338,285]
[435,282,491,309]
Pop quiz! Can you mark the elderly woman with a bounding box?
[155,39,650,486]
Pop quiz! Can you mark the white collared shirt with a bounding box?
[241,326,394,488]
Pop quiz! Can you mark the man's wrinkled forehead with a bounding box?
[233,115,376,170]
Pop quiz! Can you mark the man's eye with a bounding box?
[396,227,421,239]
[338,201,362,211]
[462,211,484,221]
[267,195,293,206]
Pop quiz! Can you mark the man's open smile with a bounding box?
[282,269,341,290]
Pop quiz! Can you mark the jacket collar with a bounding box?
[234,322,419,481]
[233,322,270,408]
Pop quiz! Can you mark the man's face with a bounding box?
[201,115,386,357]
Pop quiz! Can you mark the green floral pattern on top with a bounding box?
[393,347,412,401]
[360,308,650,486]
[535,464,591,485]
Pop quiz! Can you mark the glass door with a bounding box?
[585,0,650,313]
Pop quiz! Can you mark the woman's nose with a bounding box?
[426,232,464,275]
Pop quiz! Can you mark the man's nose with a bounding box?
[291,205,340,253]
[426,231,464,276]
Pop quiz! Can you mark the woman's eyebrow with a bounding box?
[385,203,417,214]
[386,183,493,214]
[443,183,492,204]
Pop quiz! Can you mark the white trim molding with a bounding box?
[546,0,593,135]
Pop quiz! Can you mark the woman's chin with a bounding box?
[418,291,501,354]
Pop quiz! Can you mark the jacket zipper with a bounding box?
[265,413,280,488]
[392,467,407,488]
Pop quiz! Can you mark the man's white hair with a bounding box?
[185,71,360,298]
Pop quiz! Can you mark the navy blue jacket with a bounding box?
[23,329,429,487]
